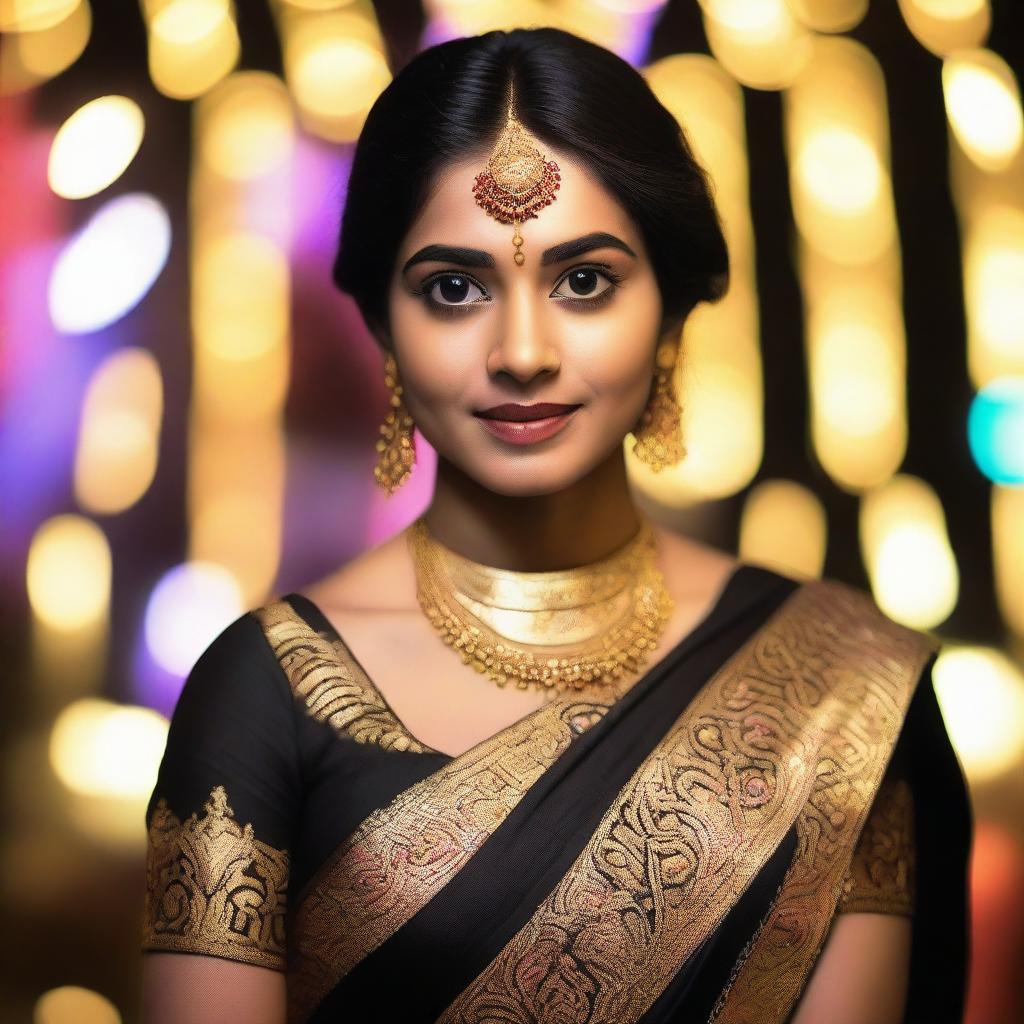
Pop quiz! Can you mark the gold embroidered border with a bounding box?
[433,580,935,1024]
[253,600,435,753]
[710,733,922,1017]
[285,694,612,1023]
[144,785,289,970]
[838,776,915,916]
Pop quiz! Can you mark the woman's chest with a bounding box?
[322,609,552,758]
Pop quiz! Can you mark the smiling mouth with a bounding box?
[474,402,582,422]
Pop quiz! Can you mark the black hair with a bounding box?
[334,27,729,340]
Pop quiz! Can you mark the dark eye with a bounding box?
[425,273,487,306]
[551,267,617,301]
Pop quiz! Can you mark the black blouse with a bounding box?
[142,564,971,1024]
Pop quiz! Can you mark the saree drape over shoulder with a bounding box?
[143,565,972,1023]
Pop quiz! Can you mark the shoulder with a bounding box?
[170,605,299,733]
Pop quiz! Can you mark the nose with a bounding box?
[486,282,560,384]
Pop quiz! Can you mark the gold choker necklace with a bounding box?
[407,517,674,693]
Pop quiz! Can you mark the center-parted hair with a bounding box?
[334,27,729,339]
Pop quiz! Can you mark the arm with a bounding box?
[140,611,301,1024]
[142,954,286,1024]
[790,913,911,1024]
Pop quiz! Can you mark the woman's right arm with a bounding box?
[140,611,301,1023]
[142,954,286,1024]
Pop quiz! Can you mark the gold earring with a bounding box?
[374,352,416,496]
[632,340,686,472]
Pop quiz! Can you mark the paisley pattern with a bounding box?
[253,599,435,753]
[838,776,915,916]
[285,694,612,1023]
[432,580,936,1024]
[143,785,289,969]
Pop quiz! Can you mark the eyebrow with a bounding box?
[401,231,637,275]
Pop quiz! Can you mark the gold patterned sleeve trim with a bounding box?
[838,776,915,916]
[252,600,436,754]
[143,785,289,971]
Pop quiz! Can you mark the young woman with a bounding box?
[141,27,971,1024]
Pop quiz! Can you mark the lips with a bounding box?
[475,402,581,422]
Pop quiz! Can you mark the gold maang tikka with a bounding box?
[472,79,561,266]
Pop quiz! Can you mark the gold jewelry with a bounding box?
[632,340,686,472]
[472,78,561,267]
[407,516,675,693]
[373,352,415,496]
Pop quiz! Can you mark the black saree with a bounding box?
[142,563,971,1024]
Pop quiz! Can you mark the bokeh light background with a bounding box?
[1,1,1023,1021]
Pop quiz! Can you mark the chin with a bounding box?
[464,451,613,498]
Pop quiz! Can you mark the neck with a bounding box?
[421,448,642,572]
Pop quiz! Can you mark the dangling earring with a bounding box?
[374,352,416,496]
[632,340,686,472]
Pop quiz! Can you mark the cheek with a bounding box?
[389,296,479,412]
[568,283,661,402]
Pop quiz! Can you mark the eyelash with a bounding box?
[415,264,624,319]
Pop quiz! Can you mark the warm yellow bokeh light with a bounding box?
[794,130,883,217]
[786,0,867,33]
[933,645,1024,780]
[785,39,897,266]
[803,274,907,492]
[190,481,284,605]
[739,479,826,579]
[0,0,79,31]
[289,35,390,135]
[915,0,987,13]
[49,698,168,799]
[151,0,226,44]
[897,0,991,57]
[943,50,1023,171]
[279,0,362,8]
[48,95,144,199]
[197,72,295,181]
[34,985,121,1024]
[26,515,111,631]
[700,0,813,90]
[148,0,239,99]
[0,0,90,96]
[992,484,1024,637]
[860,475,959,629]
[963,205,1024,387]
[816,321,901,439]
[192,232,290,362]
[74,347,163,514]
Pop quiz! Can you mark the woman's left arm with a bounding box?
[789,913,911,1024]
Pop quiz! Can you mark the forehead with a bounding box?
[400,144,643,258]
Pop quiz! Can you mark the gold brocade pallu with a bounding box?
[142,565,972,1024]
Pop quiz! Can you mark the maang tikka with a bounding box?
[472,78,561,266]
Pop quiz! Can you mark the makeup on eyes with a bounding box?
[412,263,625,317]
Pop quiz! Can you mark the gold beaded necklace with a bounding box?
[407,516,674,694]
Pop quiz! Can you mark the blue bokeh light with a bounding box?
[968,377,1024,485]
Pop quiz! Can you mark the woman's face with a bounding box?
[386,144,668,497]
